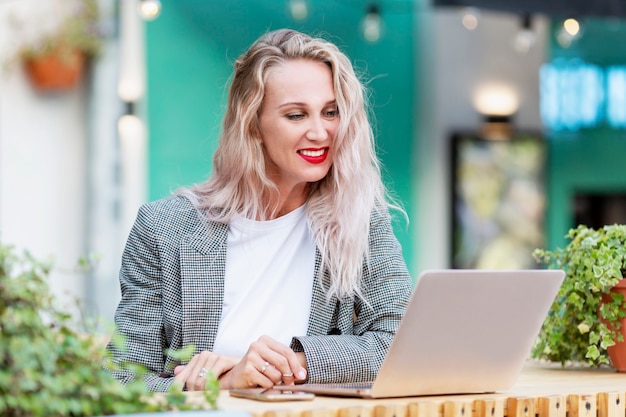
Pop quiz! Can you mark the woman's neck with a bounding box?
[267,183,310,219]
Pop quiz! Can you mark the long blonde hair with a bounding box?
[179,29,398,299]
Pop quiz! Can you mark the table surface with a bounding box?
[190,361,626,417]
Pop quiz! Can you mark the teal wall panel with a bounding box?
[145,0,417,275]
[546,129,626,249]
[545,18,626,250]
[145,4,230,195]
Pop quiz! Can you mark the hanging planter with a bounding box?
[23,47,86,91]
[15,0,102,92]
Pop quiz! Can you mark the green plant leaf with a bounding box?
[532,224,626,368]
[0,243,219,416]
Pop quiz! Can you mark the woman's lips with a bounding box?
[298,147,329,164]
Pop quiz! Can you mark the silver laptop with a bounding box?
[275,269,564,398]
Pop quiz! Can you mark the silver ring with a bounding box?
[198,367,208,378]
[282,372,294,377]
[261,361,270,373]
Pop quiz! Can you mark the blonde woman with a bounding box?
[107,29,412,392]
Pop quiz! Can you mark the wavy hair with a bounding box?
[178,29,400,300]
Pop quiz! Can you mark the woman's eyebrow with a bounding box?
[277,99,337,110]
[277,101,307,109]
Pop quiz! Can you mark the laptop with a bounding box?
[275,269,565,398]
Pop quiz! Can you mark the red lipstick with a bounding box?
[298,147,329,164]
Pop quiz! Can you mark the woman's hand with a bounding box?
[219,335,308,389]
[173,351,239,391]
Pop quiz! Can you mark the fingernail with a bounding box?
[297,370,307,380]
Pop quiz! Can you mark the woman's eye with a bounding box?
[286,113,305,121]
[325,109,339,118]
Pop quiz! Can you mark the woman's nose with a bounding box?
[305,117,329,141]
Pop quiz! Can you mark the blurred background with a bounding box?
[1,0,626,326]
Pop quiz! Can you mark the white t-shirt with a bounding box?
[212,205,316,357]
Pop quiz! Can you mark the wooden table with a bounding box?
[196,361,626,417]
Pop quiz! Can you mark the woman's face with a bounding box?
[258,59,338,200]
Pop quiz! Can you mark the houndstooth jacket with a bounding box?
[105,195,413,392]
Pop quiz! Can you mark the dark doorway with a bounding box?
[573,193,626,229]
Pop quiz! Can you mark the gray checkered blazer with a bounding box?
[106,196,413,391]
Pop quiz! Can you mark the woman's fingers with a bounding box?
[258,360,296,385]
[175,337,309,390]
[173,351,240,391]
[280,370,296,386]
[259,336,307,382]
[248,336,307,385]
[172,355,204,391]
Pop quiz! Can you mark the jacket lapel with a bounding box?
[306,249,337,335]
[180,220,228,354]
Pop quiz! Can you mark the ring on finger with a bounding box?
[198,367,208,378]
[261,361,270,373]
[282,372,294,377]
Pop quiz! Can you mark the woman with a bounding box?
[106,28,413,392]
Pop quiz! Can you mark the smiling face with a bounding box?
[258,59,338,206]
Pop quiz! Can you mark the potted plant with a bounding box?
[17,0,104,91]
[0,242,219,416]
[532,224,626,370]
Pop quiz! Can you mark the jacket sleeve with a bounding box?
[293,209,413,383]
[104,202,176,392]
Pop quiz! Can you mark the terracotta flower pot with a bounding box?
[601,279,626,372]
[23,48,86,91]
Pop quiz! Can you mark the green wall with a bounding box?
[546,19,626,250]
[547,129,626,249]
[145,0,417,275]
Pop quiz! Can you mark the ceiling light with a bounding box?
[289,0,308,21]
[557,18,582,48]
[139,0,161,21]
[514,14,536,53]
[461,7,480,31]
[362,4,382,43]
[563,18,580,36]
[473,83,519,117]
